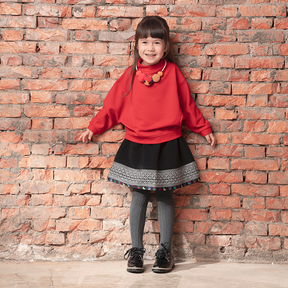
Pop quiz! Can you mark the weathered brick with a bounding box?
[231,183,279,197]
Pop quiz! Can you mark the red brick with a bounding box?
[195,221,243,235]
[21,181,68,195]
[22,55,67,66]
[110,19,131,31]
[227,18,249,30]
[197,145,243,157]
[251,18,273,29]
[54,170,100,182]
[0,79,20,90]
[269,224,288,237]
[267,121,288,133]
[0,3,22,15]
[169,5,216,17]
[24,5,72,17]
[251,70,273,82]
[210,209,232,221]
[91,207,129,220]
[215,108,237,120]
[275,18,288,29]
[243,197,265,209]
[231,183,279,197]
[0,158,17,168]
[202,18,226,30]
[23,79,68,91]
[31,169,53,181]
[267,147,288,158]
[249,43,272,56]
[0,144,30,156]
[243,121,266,133]
[232,133,280,145]
[216,6,237,17]
[0,106,21,118]
[61,43,107,54]
[0,132,21,143]
[56,93,101,105]
[109,43,130,55]
[244,146,265,158]
[31,119,53,130]
[235,57,284,69]
[210,82,231,94]
[0,16,36,28]
[19,155,66,168]
[73,6,96,17]
[179,44,201,56]
[207,158,229,170]
[24,105,70,117]
[269,172,288,184]
[146,5,168,16]
[101,195,123,207]
[38,17,59,28]
[1,55,22,66]
[237,31,284,43]
[209,183,231,195]
[239,5,286,17]
[245,222,267,236]
[281,211,288,223]
[3,30,23,41]
[281,186,288,197]
[232,209,279,222]
[30,195,53,206]
[62,19,107,30]
[212,56,234,68]
[238,108,285,120]
[41,68,61,79]
[247,95,268,107]
[203,69,249,82]
[205,43,248,55]
[232,159,279,171]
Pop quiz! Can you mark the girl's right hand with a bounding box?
[79,129,94,143]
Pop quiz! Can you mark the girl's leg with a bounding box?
[155,190,175,252]
[129,189,151,248]
[152,190,175,273]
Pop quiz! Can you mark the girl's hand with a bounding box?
[205,133,216,147]
[79,129,94,143]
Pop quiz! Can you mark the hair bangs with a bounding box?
[137,19,167,40]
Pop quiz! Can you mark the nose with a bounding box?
[148,43,154,51]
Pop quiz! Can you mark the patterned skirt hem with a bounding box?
[107,177,201,191]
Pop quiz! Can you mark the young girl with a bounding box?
[79,16,216,273]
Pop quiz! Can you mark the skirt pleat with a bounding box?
[107,137,200,191]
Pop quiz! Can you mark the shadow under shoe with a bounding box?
[152,243,174,273]
[124,247,146,273]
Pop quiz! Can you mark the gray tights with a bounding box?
[129,189,175,252]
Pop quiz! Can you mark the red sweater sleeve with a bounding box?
[88,68,131,135]
[178,77,212,137]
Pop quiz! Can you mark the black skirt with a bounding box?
[107,137,200,191]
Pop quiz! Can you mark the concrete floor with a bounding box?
[0,260,288,288]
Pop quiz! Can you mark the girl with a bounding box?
[79,16,216,273]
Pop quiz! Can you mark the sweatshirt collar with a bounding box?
[137,58,166,74]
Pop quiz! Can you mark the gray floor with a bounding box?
[0,260,288,288]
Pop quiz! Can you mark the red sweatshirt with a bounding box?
[88,58,212,144]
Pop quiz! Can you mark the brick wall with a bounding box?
[1,0,288,262]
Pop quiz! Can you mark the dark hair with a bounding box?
[123,16,176,96]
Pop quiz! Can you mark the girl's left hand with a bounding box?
[205,133,216,147]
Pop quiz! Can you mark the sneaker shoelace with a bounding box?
[124,247,145,260]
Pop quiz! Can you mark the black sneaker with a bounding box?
[124,247,146,273]
[152,243,174,273]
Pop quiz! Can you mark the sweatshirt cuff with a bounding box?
[199,127,212,137]
[87,123,98,135]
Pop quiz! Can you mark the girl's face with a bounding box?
[137,37,167,66]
